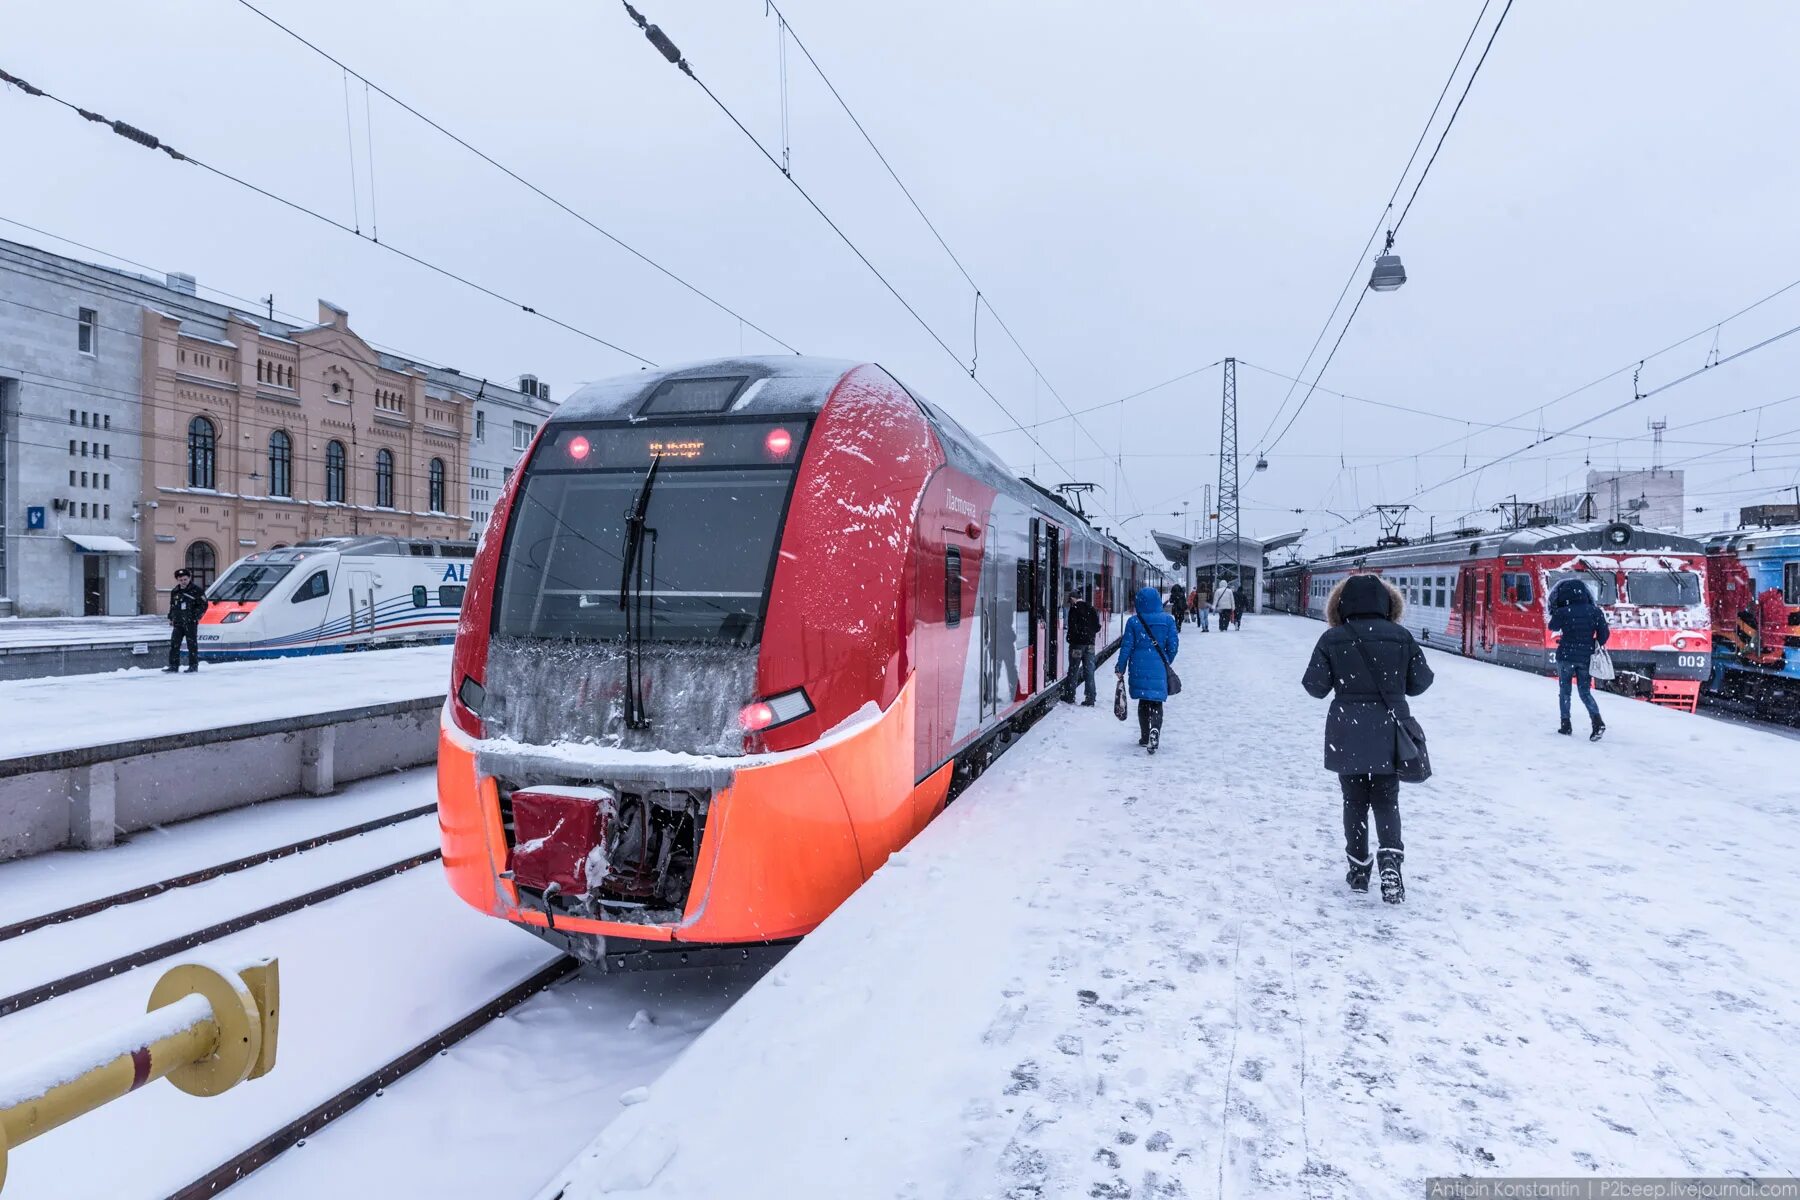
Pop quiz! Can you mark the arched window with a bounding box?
[185,541,218,590]
[428,457,445,512]
[325,441,346,502]
[186,416,216,489]
[268,430,292,497]
[374,448,394,509]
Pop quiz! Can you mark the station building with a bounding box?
[0,236,548,618]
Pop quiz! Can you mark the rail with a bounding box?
[0,959,281,1193]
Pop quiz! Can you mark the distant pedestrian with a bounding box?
[1196,592,1211,632]
[1547,578,1610,741]
[1116,585,1180,754]
[1302,574,1433,904]
[1062,589,1102,706]
[165,567,207,673]
[1169,584,1189,627]
[1214,579,1237,630]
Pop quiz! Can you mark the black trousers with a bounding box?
[1136,699,1163,742]
[168,621,199,669]
[1340,772,1402,860]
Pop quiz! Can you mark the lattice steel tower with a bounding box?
[1213,357,1241,586]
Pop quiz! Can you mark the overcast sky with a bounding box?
[6,0,1800,556]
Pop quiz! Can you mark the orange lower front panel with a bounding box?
[434,681,949,945]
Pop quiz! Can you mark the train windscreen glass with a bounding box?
[1545,570,1618,606]
[210,563,294,602]
[496,461,795,644]
[1623,569,1702,607]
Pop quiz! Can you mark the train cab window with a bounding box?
[412,585,429,609]
[438,585,466,609]
[210,562,294,603]
[1546,571,1618,606]
[1625,570,1701,608]
[290,571,330,603]
[945,548,962,627]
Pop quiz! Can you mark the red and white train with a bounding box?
[1268,523,1712,711]
[437,357,1162,961]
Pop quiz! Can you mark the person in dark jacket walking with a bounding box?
[1061,590,1103,705]
[165,567,207,673]
[1547,577,1610,740]
[1302,574,1433,903]
[1169,584,1188,627]
[1116,585,1179,753]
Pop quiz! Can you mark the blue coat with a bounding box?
[1115,585,1180,700]
[1547,578,1611,664]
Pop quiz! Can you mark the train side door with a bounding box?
[348,568,376,638]
[1459,571,1477,656]
[979,524,1005,720]
[1026,518,1042,694]
[1044,523,1062,685]
[1479,572,1494,654]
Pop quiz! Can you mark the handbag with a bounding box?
[1346,634,1431,784]
[1113,674,1129,721]
[1589,647,1616,682]
[1133,616,1182,696]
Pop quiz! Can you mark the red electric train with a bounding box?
[437,357,1161,961]
[1269,523,1712,711]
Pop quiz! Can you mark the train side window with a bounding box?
[1015,561,1031,613]
[1787,562,1799,605]
[290,571,330,603]
[438,585,466,608]
[945,548,962,627]
[411,585,428,609]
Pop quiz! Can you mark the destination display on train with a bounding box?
[544,420,808,469]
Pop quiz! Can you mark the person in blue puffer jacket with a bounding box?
[1115,584,1180,754]
[1547,577,1610,741]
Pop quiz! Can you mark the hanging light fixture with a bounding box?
[1368,230,1407,292]
[1255,454,1269,471]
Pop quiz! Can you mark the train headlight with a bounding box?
[764,427,794,459]
[739,687,812,731]
[222,611,249,623]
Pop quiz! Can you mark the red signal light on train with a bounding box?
[739,701,777,731]
[567,435,591,462]
[765,427,793,458]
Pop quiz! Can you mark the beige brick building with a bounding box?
[140,300,467,605]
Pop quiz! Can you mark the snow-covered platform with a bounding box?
[544,614,1800,1199]
[0,615,170,681]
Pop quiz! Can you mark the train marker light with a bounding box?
[740,688,813,732]
[765,427,793,458]
[739,702,777,731]
[567,435,592,462]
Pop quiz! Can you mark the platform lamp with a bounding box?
[1368,230,1407,292]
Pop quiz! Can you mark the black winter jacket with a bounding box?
[1065,599,1101,647]
[1547,579,1610,665]
[168,582,208,625]
[1303,575,1434,775]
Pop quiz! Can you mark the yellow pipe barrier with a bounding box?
[0,958,279,1193]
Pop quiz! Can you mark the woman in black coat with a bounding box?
[1302,574,1434,903]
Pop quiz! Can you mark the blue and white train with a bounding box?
[198,535,474,660]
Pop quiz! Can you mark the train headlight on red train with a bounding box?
[764,427,794,459]
[739,687,813,731]
[222,611,249,623]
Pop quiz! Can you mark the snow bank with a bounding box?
[543,615,1800,1198]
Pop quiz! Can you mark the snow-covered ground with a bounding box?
[2,644,450,760]
[0,767,761,1199]
[0,614,166,650]
[545,613,1800,1199]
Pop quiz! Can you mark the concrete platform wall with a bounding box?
[0,697,442,862]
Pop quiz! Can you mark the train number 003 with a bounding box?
[1676,654,1706,669]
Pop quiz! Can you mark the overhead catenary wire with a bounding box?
[614,2,1123,526]
[223,0,799,354]
[0,64,657,367]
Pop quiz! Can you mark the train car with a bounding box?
[1300,522,1712,711]
[198,535,475,660]
[1264,561,1306,615]
[1702,525,1800,709]
[437,356,1162,961]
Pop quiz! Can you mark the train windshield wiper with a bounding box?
[618,456,663,730]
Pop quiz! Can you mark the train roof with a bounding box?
[555,357,1157,569]
[294,536,476,557]
[1308,523,1705,571]
[1703,525,1800,554]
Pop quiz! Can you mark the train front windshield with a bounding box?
[496,466,794,644]
[210,563,294,602]
[1624,570,1702,607]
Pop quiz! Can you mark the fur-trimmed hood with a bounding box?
[1326,574,1405,626]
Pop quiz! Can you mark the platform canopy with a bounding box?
[1150,529,1304,570]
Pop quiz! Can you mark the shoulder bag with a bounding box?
[1346,633,1431,784]
[1589,646,1616,681]
[1134,616,1182,696]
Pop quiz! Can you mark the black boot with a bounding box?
[1558,718,1572,736]
[1346,855,1372,893]
[1147,726,1160,755]
[1378,850,1405,904]
[1589,717,1605,742]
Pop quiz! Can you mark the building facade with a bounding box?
[1537,468,1686,533]
[0,236,511,617]
[0,241,150,617]
[463,373,553,539]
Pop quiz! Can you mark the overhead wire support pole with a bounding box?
[1215,358,1241,591]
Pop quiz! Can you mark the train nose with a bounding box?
[201,601,257,625]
